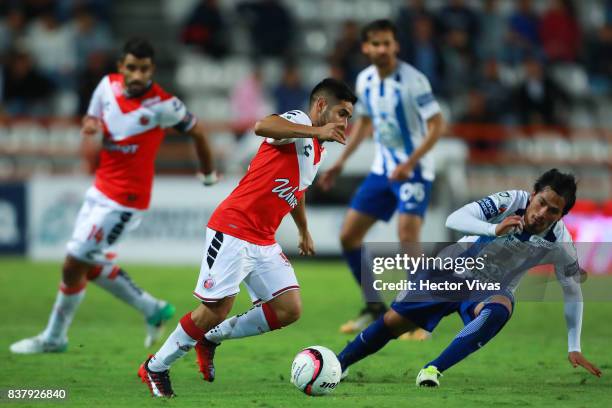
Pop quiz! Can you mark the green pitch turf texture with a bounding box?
[1,258,610,407]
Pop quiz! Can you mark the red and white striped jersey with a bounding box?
[208,110,326,245]
[87,73,196,210]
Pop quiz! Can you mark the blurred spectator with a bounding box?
[514,57,570,125]
[0,49,54,116]
[71,6,112,69]
[328,20,365,85]
[437,0,480,51]
[230,65,270,138]
[237,0,294,58]
[478,0,506,60]
[272,62,309,113]
[57,0,111,22]
[441,28,476,98]
[396,0,434,53]
[0,8,26,59]
[506,0,541,64]
[586,23,612,95]
[540,0,581,62]
[180,0,229,59]
[20,0,55,21]
[77,51,113,115]
[401,15,444,94]
[459,90,491,123]
[477,59,513,123]
[24,10,76,87]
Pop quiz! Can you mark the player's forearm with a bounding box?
[406,112,444,165]
[336,117,371,165]
[446,202,497,236]
[189,121,215,175]
[290,195,308,233]
[561,279,583,352]
[254,115,317,140]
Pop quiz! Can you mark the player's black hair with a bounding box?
[309,78,357,107]
[361,19,398,43]
[121,37,155,61]
[533,169,577,216]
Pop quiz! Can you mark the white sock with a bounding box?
[148,314,201,372]
[41,283,86,343]
[205,304,280,344]
[89,265,159,319]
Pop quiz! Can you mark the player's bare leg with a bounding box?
[417,296,513,387]
[339,209,385,333]
[198,290,302,381]
[9,256,89,354]
[396,213,431,341]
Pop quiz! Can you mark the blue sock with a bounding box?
[426,303,510,372]
[337,316,396,371]
[343,248,363,284]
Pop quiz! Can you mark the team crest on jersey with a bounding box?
[203,277,215,289]
[139,115,151,125]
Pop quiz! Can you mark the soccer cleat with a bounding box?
[195,338,218,382]
[9,335,67,354]
[339,305,387,334]
[398,328,432,341]
[340,367,350,381]
[416,365,442,387]
[138,356,176,398]
[144,302,176,348]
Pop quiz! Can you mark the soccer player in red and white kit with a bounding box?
[10,38,216,354]
[139,78,356,397]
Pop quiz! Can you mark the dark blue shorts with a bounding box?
[390,291,515,332]
[349,172,432,221]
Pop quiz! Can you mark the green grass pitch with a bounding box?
[1,258,610,407]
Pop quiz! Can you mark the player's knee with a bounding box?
[61,258,88,287]
[275,301,301,326]
[383,310,415,337]
[483,302,511,323]
[339,229,360,250]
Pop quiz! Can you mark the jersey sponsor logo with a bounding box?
[477,197,498,219]
[103,139,139,154]
[303,144,312,157]
[271,178,299,208]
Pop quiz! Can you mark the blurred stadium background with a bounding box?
[0,0,611,263]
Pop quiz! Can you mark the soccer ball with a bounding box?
[290,346,341,396]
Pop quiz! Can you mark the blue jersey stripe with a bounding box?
[394,88,414,155]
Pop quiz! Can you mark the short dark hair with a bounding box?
[309,78,357,107]
[533,169,577,215]
[122,37,155,61]
[361,19,398,43]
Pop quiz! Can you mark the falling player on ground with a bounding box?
[318,20,444,337]
[10,38,216,354]
[337,169,602,386]
[138,78,356,398]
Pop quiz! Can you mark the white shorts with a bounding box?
[194,228,299,304]
[66,187,142,264]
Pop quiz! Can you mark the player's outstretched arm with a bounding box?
[318,116,372,191]
[390,112,445,181]
[290,195,315,256]
[254,114,345,144]
[187,120,216,185]
[79,115,102,173]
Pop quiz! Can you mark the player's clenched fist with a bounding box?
[317,122,346,144]
[494,215,524,236]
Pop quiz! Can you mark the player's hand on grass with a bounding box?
[318,162,343,191]
[389,161,415,181]
[494,215,524,236]
[81,116,101,137]
[298,230,315,256]
[317,123,346,144]
[568,351,602,377]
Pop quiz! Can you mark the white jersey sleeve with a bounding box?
[446,190,527,236]
[156,96,197,131]
[410,71,441,121]
[549,222,583,352]
[86,77,106,119]
[353,70,372,118]
[265,110,312,146]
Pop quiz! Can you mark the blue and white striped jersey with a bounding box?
[354,61,441,181]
